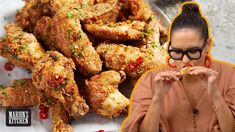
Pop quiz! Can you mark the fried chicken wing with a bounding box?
[34,9,102,76]
[49,101,73,132]
[180,66,192,75]
[0,79,39,107]
[135,13,168,47]
[32,51,89,119]
[96,42,166,78]
[16,0,95,32]
[16,0,45,32]
[0,23,45,70]
[142,15,161,48]
[84,20,146,41]
[85,0,122,23]
[71,2,116,21]
[85,70,129,118]
[128,0,153,22]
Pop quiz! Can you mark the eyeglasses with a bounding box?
[168,41,206,60]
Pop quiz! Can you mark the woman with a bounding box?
[121,2,235,132]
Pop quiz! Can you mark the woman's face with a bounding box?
[170,28,210,69]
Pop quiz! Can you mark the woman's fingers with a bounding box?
[154,71,180,82]
[189,66,219,83]
[190,66,209,75]
[189,66,217,76]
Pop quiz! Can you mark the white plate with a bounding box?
[0,0,170,131]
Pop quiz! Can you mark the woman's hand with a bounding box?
[189,66,219,95]
[153,71,180,101]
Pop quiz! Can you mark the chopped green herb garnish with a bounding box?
[12,54,20,61]
[79,34,83,39]
[3,45,10,53]
[67,12,74,19]
[14,34,23,39]
[145,27,154,34]
[46,98,52,106]
[142,27,154,37]
[151,42,159,48]
[148,15,156,22]
[18,44,28,51]
[70,44,82,58]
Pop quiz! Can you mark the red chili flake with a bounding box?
[39,104,47,109]
[136,57,143,65]
[50,75,64,87]
[127,63,136,71]
[39,111,48,119]
[98,130,104,132]
[4,61,14,71]
[39,104,48,112]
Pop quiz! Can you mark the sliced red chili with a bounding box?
[127,63,136,71]
[39,104,48,112]
[4,61,14,71]
[98,130,104,132]
[136,57,143,65]
[50,75,64,87]
[39,111,48,119]
[39,104,47,109]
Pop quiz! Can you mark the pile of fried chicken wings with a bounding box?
[0,0,167,131]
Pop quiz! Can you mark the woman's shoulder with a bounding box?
[212,59,235,76]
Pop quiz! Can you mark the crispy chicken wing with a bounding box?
[133,14,166,49]
[49,101,73,132]
[142,15,161,48]
[34,13,102,76]
[16,0,114,32]
[16,0,95,32]
[85,70,129,118]
[16,0,45,32]
[96,42,166,78]
[0,79,39,107]
[85,0,122,23]
[32,51,89,119]
[71,2,116,21]
[128,0,153,22]
[0,23,45,70]
[84,20,146,41]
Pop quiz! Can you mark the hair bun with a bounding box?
[182,3,200,14]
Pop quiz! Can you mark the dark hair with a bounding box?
[170,3,209,41]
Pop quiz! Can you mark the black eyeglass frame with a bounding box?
[167,41,207,60]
